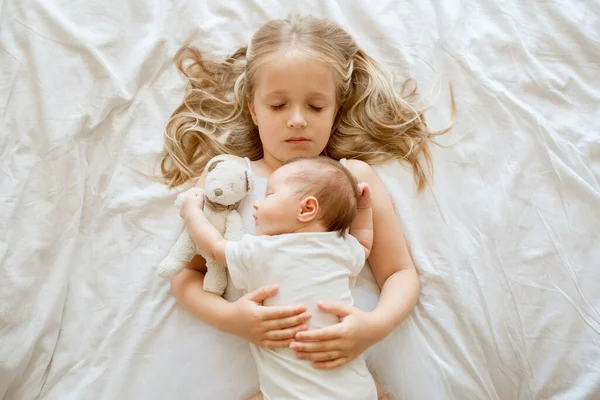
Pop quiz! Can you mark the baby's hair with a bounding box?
[160,14,454,191]
[283,157,359,236]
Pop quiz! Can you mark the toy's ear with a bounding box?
[244,170,256,193]
[207,158,224,172]
[245,170,251,192]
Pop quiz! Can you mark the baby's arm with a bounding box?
[180,191,228,266]
[350,183,374,259]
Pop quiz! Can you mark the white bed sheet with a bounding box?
[1,0,599,399]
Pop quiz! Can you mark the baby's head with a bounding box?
[253,157,359,236]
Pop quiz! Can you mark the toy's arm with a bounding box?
[185,208,228,267]
[349,183,373,260]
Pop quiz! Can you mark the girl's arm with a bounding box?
[169,155,311,347]
[291,160,420,368]
[349,183,374,259]
[351,160,420,333]
[180,192,227,266]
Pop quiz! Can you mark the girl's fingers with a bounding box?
[317,301,354,319]
[262,312,311,331]
[289,339,344,353]
[295,325,341,342]
[262,338,295,349]
[313,357,349,370]
[295,350,343,362]
[262,304,308,321]
[264,324,308,341]
[244,285,279,303]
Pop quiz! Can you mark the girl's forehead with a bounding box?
[253,53,336,96]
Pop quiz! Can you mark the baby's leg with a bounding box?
[247,393,263,400]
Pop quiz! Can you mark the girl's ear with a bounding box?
[297,196,319,223]
[248,101,258,125]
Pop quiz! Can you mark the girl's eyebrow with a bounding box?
[306,92,329,99]
[263,90,287,97]
[263,90,332,99]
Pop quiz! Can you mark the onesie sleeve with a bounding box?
[347,235,366,276]
[225,234,257,291]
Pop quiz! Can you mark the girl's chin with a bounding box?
[277,148,323,161]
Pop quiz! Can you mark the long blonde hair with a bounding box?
[160,14,454,191]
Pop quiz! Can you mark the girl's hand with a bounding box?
[356,183,372,209]
[290,302,385,370]
[179,188,205,219]
[225,284,312,348]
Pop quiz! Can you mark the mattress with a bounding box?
[1,0,599,399]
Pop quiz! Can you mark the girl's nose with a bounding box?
[287,107,307,129]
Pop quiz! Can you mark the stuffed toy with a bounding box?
[157,157,254,295]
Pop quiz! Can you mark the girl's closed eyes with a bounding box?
[269,104,325,112]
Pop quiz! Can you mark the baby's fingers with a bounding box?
[356,183,372,208]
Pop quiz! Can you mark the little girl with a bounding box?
[161,13,451,393]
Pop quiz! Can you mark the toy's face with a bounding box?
[205,160,253,206]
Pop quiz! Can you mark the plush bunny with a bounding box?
[157,157,254,295]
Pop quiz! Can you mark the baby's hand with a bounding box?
[179,188,205,219]
[356,183,372,209]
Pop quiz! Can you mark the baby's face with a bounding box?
[253,165,304,235]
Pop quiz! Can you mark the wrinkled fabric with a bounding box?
[0,1,599,399]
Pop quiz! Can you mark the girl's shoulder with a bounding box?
[344,159,376,183]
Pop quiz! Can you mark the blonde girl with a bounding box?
[161,14,451,373]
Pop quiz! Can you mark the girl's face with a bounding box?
[249,51,338,167]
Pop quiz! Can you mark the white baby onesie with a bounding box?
[226,232,377,400]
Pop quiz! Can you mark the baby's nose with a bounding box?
[214,188,223,197]
[253,202,259,210]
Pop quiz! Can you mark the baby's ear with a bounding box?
[298,196,319,223]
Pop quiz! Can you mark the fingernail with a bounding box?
[290,343,298,349]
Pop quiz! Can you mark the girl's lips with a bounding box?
[285,137,310,143]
